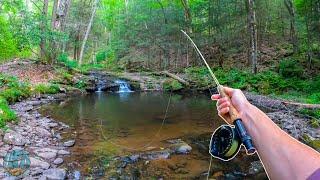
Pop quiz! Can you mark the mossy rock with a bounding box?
[310,118,320,128]
[162,79,183,91]
[301,134,320,152]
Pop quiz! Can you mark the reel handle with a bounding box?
[217,85,256,154]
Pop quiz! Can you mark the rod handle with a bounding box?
[217,85,256,154]
[217,85,240,123]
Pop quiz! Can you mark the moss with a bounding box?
[301,134,320,151]
[163,79,183,91]
[309,118,320,128]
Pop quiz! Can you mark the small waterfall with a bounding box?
[95,80,106,93]
[115,80,133,93]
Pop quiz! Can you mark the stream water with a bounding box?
[40,91,265,179]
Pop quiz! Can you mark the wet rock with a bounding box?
[34,148,57,159]
[57,150,70,155]
[168,139,192,154]
[53,158,63,165]
[30,157,50,169]
[73,170,81,180]
[63,140,75,147]
[140,150,171,160]
[41,168,66,180]
[248,161,264,175]
[35,127,52,137]
[3,130,27,146]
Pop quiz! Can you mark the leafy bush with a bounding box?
[34,83,60,94]
[163,79,183,91]
[0,97,17,128]
[279,58,304,78]
[58,53,78,69]
[96,51,107,63]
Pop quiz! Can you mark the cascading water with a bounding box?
[115,80,133,93]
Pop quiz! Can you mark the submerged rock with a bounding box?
[167,139,192,154]
[248,161,264,175]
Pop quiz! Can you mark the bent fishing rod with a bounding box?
[181,30,255,161]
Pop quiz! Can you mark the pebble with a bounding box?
[53,158,63,165]
[57,150,70,155]
[34,148,57,160]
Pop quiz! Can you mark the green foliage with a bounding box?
[0,16,18,62]
[96,51,107,63]
[0,74,31,103]
[299,108,320,119]
[279,58,304,78]
[34,83,60,94]
[0,97,17,128]
[58,53,78,69]
[75,80,86,89]
[163,79,183,91]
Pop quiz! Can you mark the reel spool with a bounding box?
[209,125,241,161]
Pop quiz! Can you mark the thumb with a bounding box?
[222,87,234,97]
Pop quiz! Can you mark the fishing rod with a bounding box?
[181,30,255,161]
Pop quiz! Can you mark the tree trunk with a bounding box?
[180,0,192,33]
[79,0,99,65]
[40,0,49,61]
[247,0,258,74]
[284,0,299,53]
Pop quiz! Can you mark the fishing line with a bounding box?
[99,91,173,151]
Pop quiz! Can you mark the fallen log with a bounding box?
[282,101,320,109]
[160,71,190,86]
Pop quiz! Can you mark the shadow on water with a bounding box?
[40,92,266,179]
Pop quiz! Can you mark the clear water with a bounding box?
[40,92,263,179]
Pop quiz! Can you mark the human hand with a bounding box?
[211,87,250,124]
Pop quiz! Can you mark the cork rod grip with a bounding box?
[217,85,240,123]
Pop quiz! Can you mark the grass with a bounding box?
[163,79,183,91]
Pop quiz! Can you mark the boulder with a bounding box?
[3,130,27,146]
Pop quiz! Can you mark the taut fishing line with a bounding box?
[99,91,173,151]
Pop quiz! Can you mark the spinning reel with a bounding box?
[209,119,256,161]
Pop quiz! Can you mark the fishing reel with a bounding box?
[209,119,256,161]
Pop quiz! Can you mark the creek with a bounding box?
[40,80,265,179]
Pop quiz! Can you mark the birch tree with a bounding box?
[79,0,99,65]
[247,0,258,74]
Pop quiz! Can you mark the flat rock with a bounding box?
[63,140,75,147]
[41,168,66,180]
[35,127,52,137]
[3,130,27,146]
[57,150,70,155]
[34,148,57,159]
[30,157,50,169]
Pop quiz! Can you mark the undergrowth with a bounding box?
[185,64,320,104]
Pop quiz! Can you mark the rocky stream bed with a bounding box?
[0,68,319,179]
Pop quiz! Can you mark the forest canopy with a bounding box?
[0,0,319,71]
